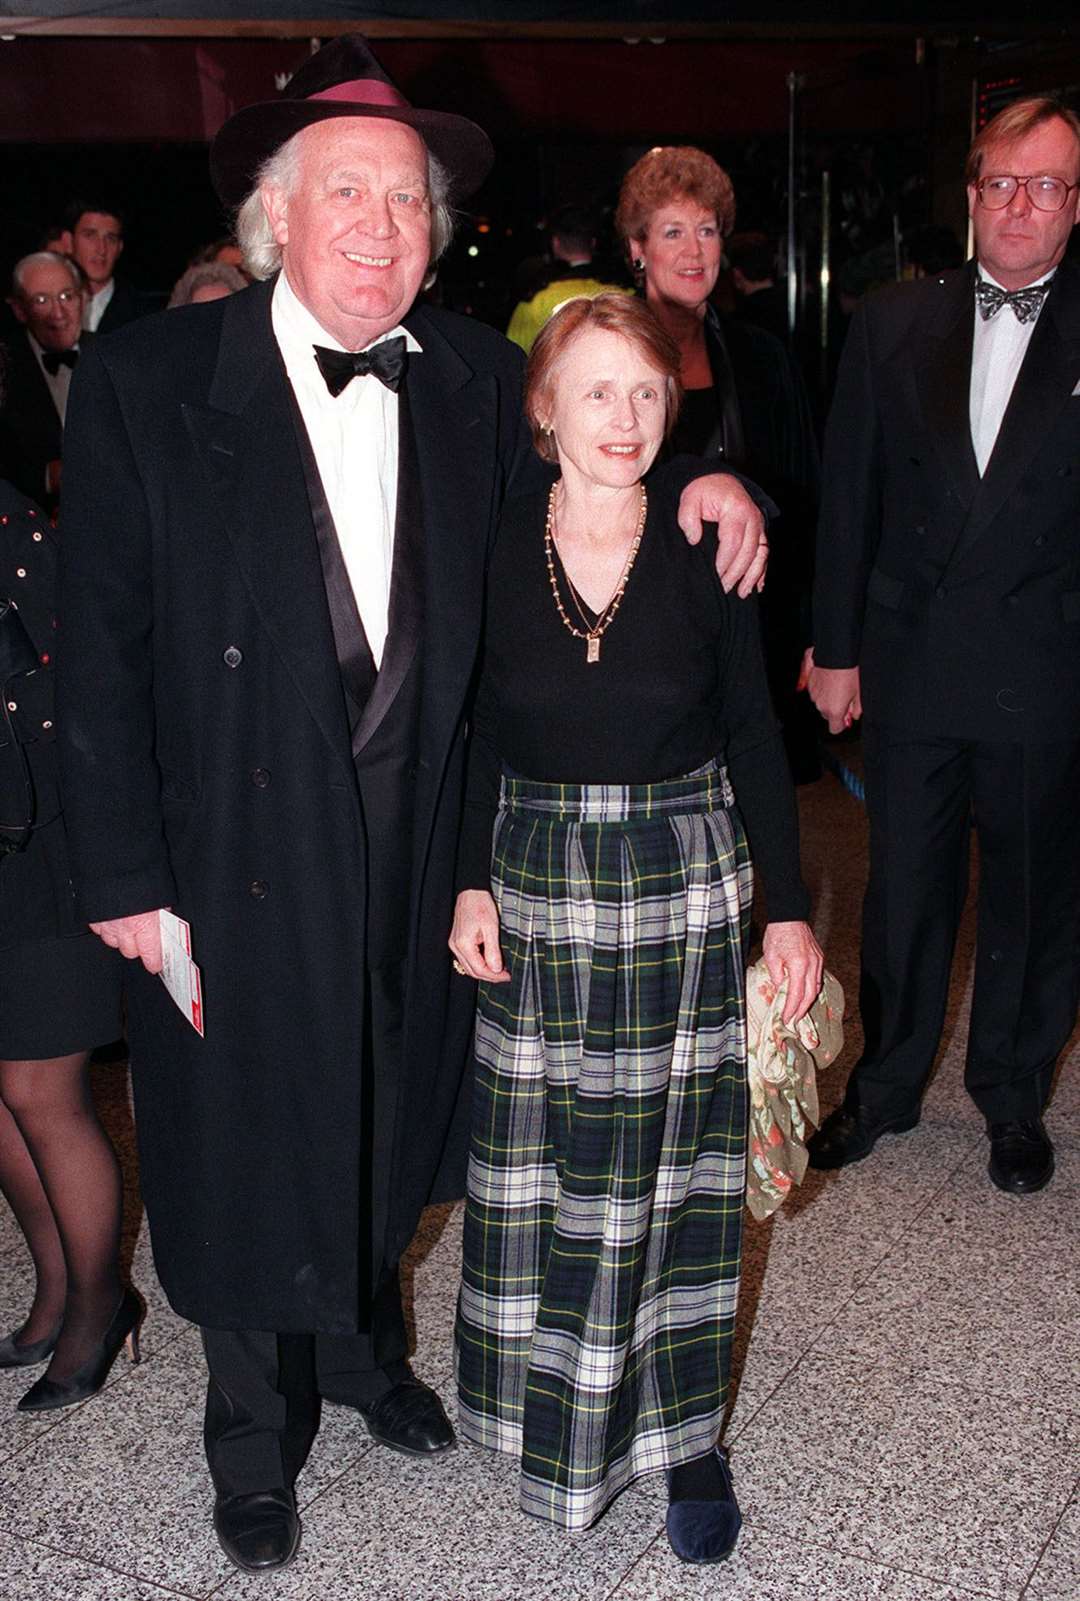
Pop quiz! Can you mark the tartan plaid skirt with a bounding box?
[456,762,753,1530]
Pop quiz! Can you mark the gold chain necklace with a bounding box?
[544,482,647,664]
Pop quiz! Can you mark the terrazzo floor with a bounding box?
[0,760,1076,1600]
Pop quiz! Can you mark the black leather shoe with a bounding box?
[355,1376,455,1456]
[213,1489,300,1573]
[807,1104,920,1170]
[987,1118,1054,1194]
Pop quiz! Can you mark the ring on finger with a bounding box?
[452,959,468,977]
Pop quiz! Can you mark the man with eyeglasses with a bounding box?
[0,251,87,511]
[804,95,1080,1195]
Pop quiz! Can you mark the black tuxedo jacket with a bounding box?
[813,259,1080,743]
[56,278,534,1332]
[0,330,85,506]
[95,278,162,335]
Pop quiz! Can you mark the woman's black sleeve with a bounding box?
[719,586,811,923]
[455,665,502,895]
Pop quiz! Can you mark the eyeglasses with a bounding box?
[25,289,82,309]
[975,174,1079,213]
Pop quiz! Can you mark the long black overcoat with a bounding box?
[56,279,532,1333]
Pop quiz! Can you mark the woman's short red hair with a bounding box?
[615,145,736,249]
[524,293,683,465]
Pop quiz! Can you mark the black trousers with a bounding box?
[846,725,1080,1125]
[202,1268,409,1496]
[203,961,411,1497]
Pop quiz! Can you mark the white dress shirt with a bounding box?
[969,265,1054,476]
[83,279,115,333]
[271,271,422,668]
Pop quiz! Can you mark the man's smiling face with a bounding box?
[264,117,434,349]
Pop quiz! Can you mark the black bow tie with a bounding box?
[313,337,408,397]
[975,280,1049,323]
[41,348,78,376]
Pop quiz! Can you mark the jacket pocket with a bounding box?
[160,768,198,805]
[866,565,906,611]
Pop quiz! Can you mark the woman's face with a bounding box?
[633,197,722,314]
[542,325,668,491]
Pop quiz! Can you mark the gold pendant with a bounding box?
[587,636,601,664]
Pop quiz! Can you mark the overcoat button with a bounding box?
[15,568,26,579]
[251,768,271,788]
[249,880,269,899]
[223,646,243,668]
[935,585,947,599]
[6,701,16,712]
[32,531,43,542]
[1033,535,1045,547]
[42,720,52,730]
[990,949,1004,962]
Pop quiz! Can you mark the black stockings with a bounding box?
[0,1053,123,1381]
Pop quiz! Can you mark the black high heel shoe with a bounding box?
[16,1288,143,1413]
[0,1322,62,1370]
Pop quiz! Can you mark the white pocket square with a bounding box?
[1073,379,1080,395]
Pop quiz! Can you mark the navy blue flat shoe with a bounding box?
[666,1447,742,1564]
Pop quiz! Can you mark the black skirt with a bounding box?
[0,813,123,1058]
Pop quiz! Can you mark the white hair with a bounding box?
[167,260,249,309]
[234,124,455,288]
[12,250,82,299]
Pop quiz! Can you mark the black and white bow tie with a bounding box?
[313,336,408,397]
[975,280,1050,323]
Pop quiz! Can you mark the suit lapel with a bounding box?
[181,279,355,781]
[964,262,1080,540]
[351,380,425,757]
[916,265,980,510]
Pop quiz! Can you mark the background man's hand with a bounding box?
[762,920,825,1024]
[90,909,165,974]
[449,890,510,983]
[677,473,768,597]
[804,648,862,734]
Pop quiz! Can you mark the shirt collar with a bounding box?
[976,263,1057,293]
[271,269,421,385]
[27,331,80,362]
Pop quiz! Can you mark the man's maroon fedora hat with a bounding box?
[210,34,494,209]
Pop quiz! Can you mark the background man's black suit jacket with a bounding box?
[813,259,1080,745]
[0,329,89,506]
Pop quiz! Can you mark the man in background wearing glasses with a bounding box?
[1,251,87,512]
[804,96,1080,1194]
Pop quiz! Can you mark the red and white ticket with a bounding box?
[158,910,205,1037]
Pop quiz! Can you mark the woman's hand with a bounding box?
[450,890,510,984]
[762,920,824,1024]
